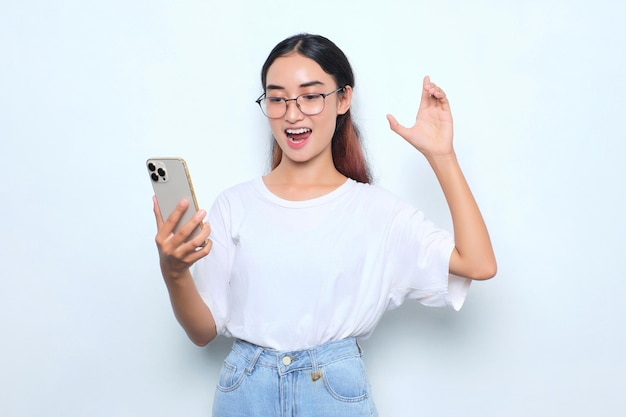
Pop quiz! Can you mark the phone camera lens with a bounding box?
[151,173,159,182]
[148,162,156,172]
[157,168,166,178]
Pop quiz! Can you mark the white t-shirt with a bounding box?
[193,177,470,351]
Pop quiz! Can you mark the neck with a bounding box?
[268,148,346,184]
[263,158,347,201]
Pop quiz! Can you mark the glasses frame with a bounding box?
[255,86,346,119]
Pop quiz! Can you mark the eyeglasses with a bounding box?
[255,87,345,119]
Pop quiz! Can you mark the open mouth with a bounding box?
[286,128,312,143]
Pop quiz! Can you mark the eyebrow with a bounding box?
[265,80,325,91]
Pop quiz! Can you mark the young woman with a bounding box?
[153,33,496,417]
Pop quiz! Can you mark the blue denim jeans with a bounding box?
[213,338,379,416]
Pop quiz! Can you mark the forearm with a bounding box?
[162,268,218,346]
[427,153,497,280]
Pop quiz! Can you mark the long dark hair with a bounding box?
[260,34,371,184]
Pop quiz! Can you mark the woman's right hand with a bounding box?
[153,196,213,281]
[153,196,218,346]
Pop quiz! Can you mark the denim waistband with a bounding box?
[231,338,362,376]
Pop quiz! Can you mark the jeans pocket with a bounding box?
[216,352,247,392]
[321,356,370,402]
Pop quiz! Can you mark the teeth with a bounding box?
[286,128,311,135]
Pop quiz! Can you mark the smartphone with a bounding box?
[146,157,203,241]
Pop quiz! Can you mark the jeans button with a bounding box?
[282,356,292,366]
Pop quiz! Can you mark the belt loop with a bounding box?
[246,346,264,375]
[309,346,322,382]
[356,338,363,354]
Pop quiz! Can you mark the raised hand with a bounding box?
[386,77,496,280]
[386,76,454,158]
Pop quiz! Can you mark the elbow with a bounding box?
[190,333,216,347]
[451,250,497,280]
[193,339,210,347]
[472,266,497,280]
[187,326,217,347]
[469,259,497,281]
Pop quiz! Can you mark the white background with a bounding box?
[1,1,625,416]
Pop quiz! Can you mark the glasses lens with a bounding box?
[296,94,324,116]
[257,93,328,118]
[262,97,285,118]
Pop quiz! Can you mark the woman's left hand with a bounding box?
[387,76,454,158]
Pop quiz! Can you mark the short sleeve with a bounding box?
[385,207,471,311]
[192,194,233,336]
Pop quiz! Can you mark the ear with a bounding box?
[336,85,353,115]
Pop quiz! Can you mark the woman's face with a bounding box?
[264,53,352,167]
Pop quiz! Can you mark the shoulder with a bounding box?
[337,180,423,229]
[350,180,412,211]
[214,178,261,201]
[208,178,264,217]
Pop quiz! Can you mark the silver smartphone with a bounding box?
[147,157,202,241]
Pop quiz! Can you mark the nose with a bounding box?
[284,98,304,122]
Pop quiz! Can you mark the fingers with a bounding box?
[421,75,432,101]
[182,213,211,249]
[153,195,164,229]
[161,198,190,233]
[386,114,410,140]
[175,225,213,266]
[169,207,207,248]
[423,75,447,102]
[154,197,208,251]
[155,209,213,277]
[154,198,193,244]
